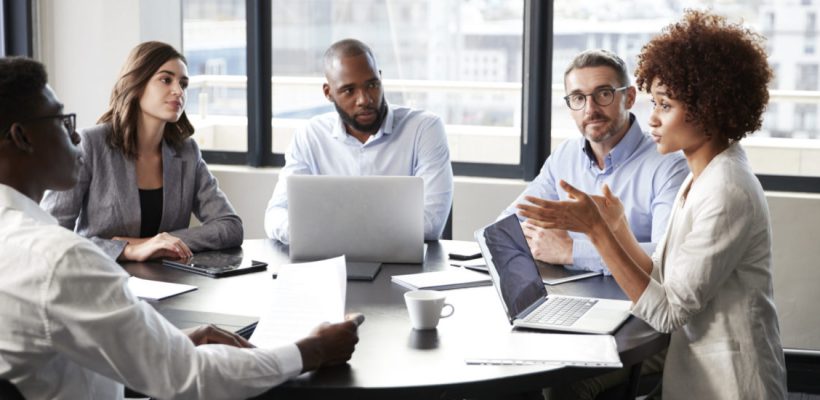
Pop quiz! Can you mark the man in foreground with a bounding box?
[0,56,362,399]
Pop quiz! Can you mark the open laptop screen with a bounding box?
[482,214,547,319]
[287,175,424,263]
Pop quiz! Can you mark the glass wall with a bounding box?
[0,0,6,57]
[181,0,248,152]
[270,0,524,164]
[182,0,524,165]
[182,0,820,181]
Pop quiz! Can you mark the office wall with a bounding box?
[36,0,180,130]
[210,165,820,352]
[767,194,820,351]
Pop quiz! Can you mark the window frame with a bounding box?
[195,0,820,193]
[3,0,33,57]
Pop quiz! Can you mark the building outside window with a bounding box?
[183,0,524,165]
[182,0,247,152]
[182,0,820,179]
[553,0,820,178]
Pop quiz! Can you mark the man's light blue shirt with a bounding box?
[265,103,454,244]
[500,115,688,274]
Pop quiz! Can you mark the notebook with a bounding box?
[391,268,492,290]
[162,249,268,278]
[454,260,602,286]
[475,214,632,334]
[127,277,196,300]
[465,331,622,367]
[287,175,424,263]
[534,261,602,285]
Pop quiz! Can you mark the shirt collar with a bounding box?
[331,102,394,141]
[0,183,57,225]
[581,113,643,168]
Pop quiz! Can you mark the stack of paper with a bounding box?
[465,332,622,368]
[391,268,492,290]
[250,255,347,348]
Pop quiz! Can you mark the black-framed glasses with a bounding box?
[563,87,628,110]
[1,113,76,138]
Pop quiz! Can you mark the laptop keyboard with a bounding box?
[524,296,598,326]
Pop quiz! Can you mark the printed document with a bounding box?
[250,255,346,347]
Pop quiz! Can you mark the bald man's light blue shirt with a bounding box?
[500,115,688,274]
[265,104,454,244]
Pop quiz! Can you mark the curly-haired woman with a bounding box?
[519,10,786,399]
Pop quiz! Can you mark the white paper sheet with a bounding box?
[250,255,347,348]
[126,277,197,301]
[465,332,622,368]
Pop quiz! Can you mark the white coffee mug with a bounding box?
[404,290,455,330]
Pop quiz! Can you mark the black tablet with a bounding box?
[346,262,382,281]
[162,249,268,278]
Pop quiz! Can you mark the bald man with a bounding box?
[264,39,454,244]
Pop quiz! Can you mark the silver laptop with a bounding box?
[474,214,632,334]
[287,175,424,263]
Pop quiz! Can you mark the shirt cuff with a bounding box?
[631,277,664,322]
[571,239,611,275]
[269,343,303,378]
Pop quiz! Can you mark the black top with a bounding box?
[138,187,163,238]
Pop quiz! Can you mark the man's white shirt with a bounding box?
[0,183,302,399]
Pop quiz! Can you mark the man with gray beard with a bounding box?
[500,49,687,277]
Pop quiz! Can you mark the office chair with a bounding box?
[0,378,24,400]
[442,206,453,240]
[594,368,662,400]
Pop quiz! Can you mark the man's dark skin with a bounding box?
[322,41,389,144]
[0,74,363,373]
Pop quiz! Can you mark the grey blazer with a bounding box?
[41,123,243,260]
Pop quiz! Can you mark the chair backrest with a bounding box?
[442,205,453,240]
[0,378,24,400]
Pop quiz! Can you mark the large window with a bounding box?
[183,0,525,170]
[0,0,5,57]
[269,0,524,165]
[552,0,820,180]
[182,0,247,152]
[181,0,819,189]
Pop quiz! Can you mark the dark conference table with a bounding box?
[122,239,668,400]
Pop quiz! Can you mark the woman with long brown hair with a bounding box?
[42,41,242,261]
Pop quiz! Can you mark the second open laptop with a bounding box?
[287,175,425,263]
[475,214,632,334]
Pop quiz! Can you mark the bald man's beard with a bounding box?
[333,98,388,135]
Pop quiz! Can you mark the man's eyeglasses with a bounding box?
[1,113,76,138]
[563,87,628,110]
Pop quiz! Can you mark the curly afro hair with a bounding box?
[635,10,772,142]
